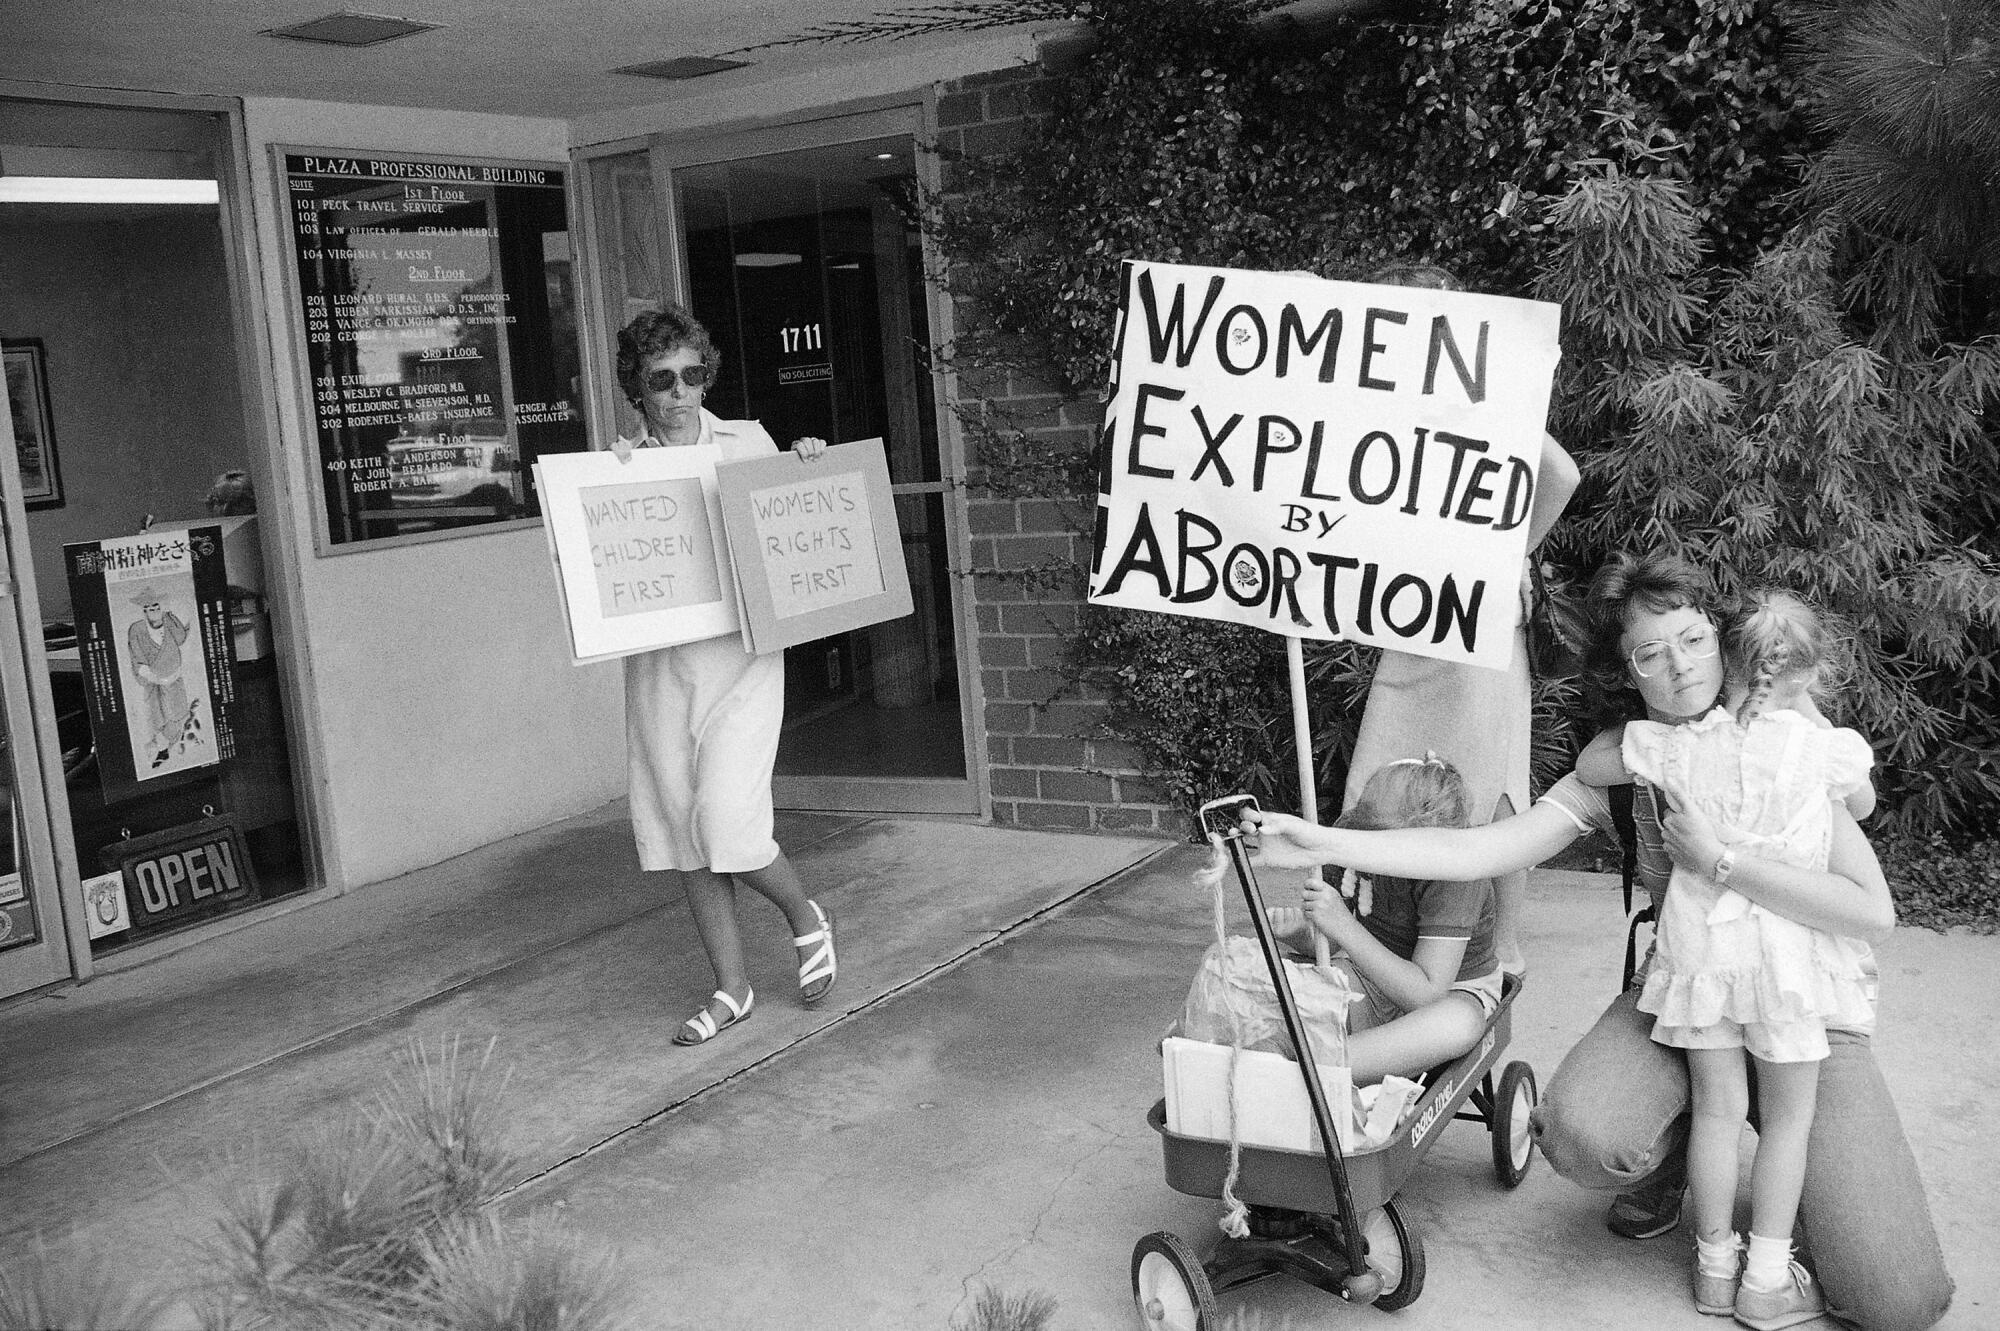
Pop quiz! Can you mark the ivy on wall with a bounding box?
[925,0,1999,835]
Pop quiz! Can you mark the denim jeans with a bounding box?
[1532,989,1954,1331]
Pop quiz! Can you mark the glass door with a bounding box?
[0,342,76,998]
[582,111,978,815]
[1,97,311,966]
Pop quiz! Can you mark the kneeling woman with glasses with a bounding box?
[611,304,838,1046]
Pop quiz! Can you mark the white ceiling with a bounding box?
[0,0,1042,121]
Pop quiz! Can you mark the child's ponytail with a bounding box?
[1726,588,1847,725]
[1736,640,1791,727]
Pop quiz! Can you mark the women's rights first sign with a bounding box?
[1088,261,1562,669]
[714,438,911,655]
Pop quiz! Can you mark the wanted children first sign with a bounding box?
[1088,261,1562,670]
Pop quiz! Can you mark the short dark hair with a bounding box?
[616,304,722,409]
[1581,550,1714,703]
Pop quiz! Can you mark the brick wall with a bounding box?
[935,62,1174,838]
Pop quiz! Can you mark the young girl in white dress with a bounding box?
[1613,591,1876,1328]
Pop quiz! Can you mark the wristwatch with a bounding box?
[1712,848,1737,886]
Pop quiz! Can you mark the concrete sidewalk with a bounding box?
[2,805,1994,1329]
[506,845,1999,1330]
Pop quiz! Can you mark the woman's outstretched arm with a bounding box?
[1243,799,1584,881]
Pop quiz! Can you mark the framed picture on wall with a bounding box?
[3,339,63,510]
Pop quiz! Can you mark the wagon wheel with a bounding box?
[1491,1060,1539,1188]
[1131,1231,1218,1330]
[1363,1200,1426,1312]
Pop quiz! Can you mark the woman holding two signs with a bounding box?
[611,304,838,1045]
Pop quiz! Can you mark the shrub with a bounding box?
[411,1214,630,1331]
[183,1036,631,1331]
[1881,831,2000,934]
[1536,170,2000,836]
[950,1285,1061,1331]
[930,0,1834,827]
[1794,0,2000,278]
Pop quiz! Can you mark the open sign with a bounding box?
[109,817,257,934]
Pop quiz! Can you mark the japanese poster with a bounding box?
[714,437,913,655]
[65,527,237,804]
[1087,261,1562,670]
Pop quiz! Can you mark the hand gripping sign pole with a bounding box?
[1285,634,1336,971]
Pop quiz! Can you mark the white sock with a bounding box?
[1696,1232,1742,1278]
[1742,1233,1793,1291]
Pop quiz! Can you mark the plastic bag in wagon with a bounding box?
[1178,934,1353,1068]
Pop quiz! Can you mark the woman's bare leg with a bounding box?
[732,850,817,937]
[679,867,751,1024]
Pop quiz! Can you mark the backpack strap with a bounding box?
[1611,782,1638,916]
[1611,782,1655,993]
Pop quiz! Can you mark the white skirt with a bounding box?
[625,635,784,874]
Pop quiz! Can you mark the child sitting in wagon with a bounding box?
[1267,753,1503,1084]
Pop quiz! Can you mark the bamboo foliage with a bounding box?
[1539,171,2000,831]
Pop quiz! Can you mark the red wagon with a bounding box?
[1133,797,1538,1326]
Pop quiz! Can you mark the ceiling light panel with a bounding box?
[614,56,750,81]
[265,12,442,47]
[0,177,221,204]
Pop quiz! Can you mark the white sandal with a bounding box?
[794,901,837,1006]
[674,986,753,1045]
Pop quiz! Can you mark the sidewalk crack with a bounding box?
[952,1122,1125,1321]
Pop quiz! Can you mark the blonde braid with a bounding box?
[1736,641,1791,727]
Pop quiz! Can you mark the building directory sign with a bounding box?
[275,149,589,551]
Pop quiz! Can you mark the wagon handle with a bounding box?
[1198,796,1380,1304]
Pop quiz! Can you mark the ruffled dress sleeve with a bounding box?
[1816,727,1874,800]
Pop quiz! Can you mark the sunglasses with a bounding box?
[641,364,714,394]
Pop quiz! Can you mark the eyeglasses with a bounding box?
[1628,622,1719,678]
[642,364,713,394]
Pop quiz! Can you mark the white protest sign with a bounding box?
[534,446,740,664]
[585,475,724,615]
[1087,260,1562,669]
[714,437,913,655]
[754,471,883,616]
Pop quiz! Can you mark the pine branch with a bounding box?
[725,2,1092,52]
